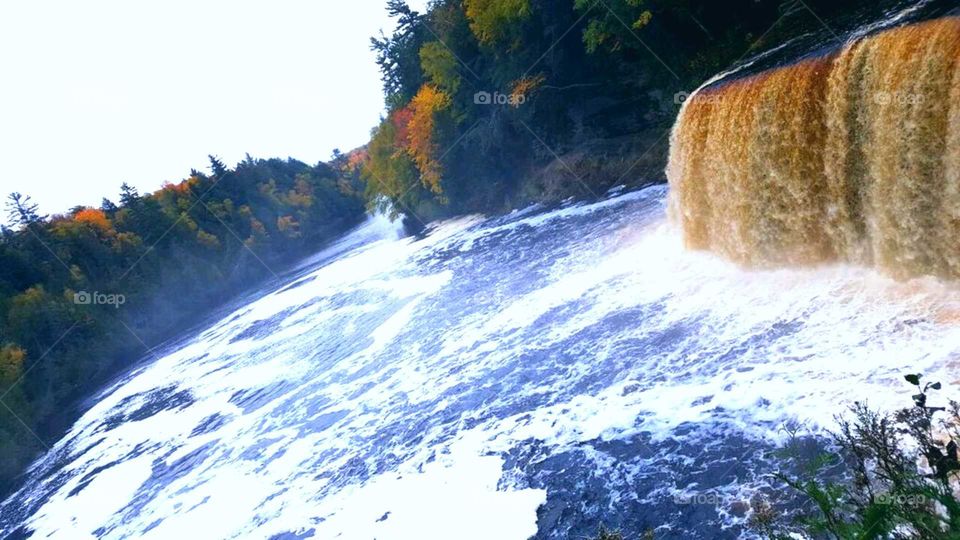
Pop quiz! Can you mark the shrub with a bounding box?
[760,374,960,539]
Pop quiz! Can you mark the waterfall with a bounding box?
[667,17,960,280]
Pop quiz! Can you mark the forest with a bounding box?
[361,0,913,223]
[0,155,366,489]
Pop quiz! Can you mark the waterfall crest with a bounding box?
[667,17,960,279]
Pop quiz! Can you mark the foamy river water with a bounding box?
[2,185,960,539]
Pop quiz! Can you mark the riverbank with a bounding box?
[0,157,367,495]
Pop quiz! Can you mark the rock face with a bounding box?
[667,17,960,280]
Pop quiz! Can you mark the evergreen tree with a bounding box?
[5,193,44,228]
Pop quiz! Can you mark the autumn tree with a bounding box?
[0,344,26,387]
[73,208,113,234]
[362,116,421,216]
[576,0,653,53]
[0,155,366,489]
[405,84,451,194]
[463,0,531,45]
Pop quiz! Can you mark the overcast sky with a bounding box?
[0,0,427,216]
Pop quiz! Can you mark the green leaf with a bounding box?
[905,374,921,386]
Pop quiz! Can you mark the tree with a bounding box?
[0,153,367,493]
[5,193,44,228]
[209,155,228,178]
[463,0,531,45]
[576,0,653,53]
[100,198,118,214]
[362,117,421,216]
[372,0,428,107]
[118,183,141,207]
[0,344,26,387]
[405,84,451,194]
[420,41,462,94]
[73,208,113,234]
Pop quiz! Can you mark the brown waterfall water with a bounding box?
[667,16,960,280]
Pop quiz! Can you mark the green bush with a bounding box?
[759,374,960,539]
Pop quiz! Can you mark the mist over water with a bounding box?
[0,186,959,539]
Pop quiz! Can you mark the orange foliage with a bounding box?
[73,208,112,233]
[405,84,451,193]
[245,217,268,248]
[277,215,301,238]
[391,106,414,152]
[510,74,546,106]
[346,148,368,172]
[160,180,193,196]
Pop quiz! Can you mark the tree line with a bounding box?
[360,0,941,223]
[0,154,366,489]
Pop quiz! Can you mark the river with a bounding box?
[2,185,960,539]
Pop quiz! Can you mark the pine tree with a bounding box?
[5,193,44,227]
[209,155,228,178]
[100,198,118,214]
[119,183,141,207]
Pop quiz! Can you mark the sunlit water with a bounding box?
[3,185,960,539]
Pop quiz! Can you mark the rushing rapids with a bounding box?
[667,16,960,279]
[4,187,960,539]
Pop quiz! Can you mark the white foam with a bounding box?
[4,186,960,539]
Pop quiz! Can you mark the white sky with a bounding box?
[0,0,428,216]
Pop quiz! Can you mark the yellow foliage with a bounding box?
[277,215,301,238]
[258,180,282,206]
[111,231,143,254]
[0,344,26,385]
[178,212,199,233]
[405,84,451,194]
[12,286,46,310]
[284,177,314,209]
[196,230,221,249]
[632,10,653,30]
[464,0,531,45]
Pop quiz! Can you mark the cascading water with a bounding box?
[668,17,960,279]
[4,9,960,540]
